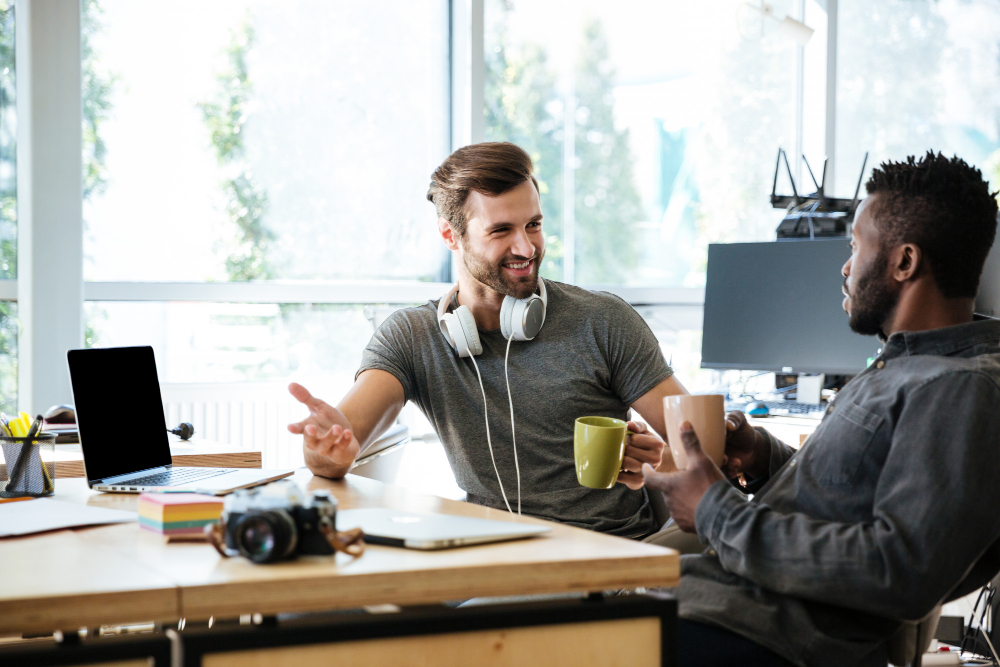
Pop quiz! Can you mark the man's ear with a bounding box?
[438,217,460,251]
[891,243,922,283]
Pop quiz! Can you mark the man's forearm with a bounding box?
[754,427,795,480]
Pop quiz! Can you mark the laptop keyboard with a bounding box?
[128,468,231,487]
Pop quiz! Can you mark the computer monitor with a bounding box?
[701,239,880,375]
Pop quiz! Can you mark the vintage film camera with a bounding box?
[214,480,363,563]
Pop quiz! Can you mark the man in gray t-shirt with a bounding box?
[288,142,686,538]
[361,280,673,537]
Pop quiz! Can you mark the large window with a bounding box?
[81,0,450,406]
[484,0,806,288]
[0,1,14,413]
[836,0,1000,198]
[5,0,997,429]
[84,0,450,284]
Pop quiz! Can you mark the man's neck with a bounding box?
[455,271,505,331]
[883,280,976,337]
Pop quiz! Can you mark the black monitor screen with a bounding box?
[68,346,171,482]
[701,240,879,375]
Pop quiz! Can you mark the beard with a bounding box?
[460,240,545,300]
[847,249,899,338]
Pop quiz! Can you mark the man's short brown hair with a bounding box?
[427,142,539,236]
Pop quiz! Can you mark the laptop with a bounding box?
[68,346,294,495]
[336,507,550,550]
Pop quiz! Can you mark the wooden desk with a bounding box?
[0,469,679,636]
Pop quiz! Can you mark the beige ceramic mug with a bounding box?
[663,394,726,469]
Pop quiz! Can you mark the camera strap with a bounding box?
[318,521,366,557]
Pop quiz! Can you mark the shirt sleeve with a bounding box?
[740,428,797,494]
[600,294,674,406]
[694,371,1000,620]
[357,309,418,403]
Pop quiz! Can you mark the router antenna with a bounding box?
[850,151,869,213]
[771,146,782,201]
[819,156,828,191]
[803,154,821,193]
[782,149,800,205]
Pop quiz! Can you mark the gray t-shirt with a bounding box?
[358,280,672,538]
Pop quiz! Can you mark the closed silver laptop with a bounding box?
[336,507,550,550]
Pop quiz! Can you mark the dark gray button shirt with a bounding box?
[677,318,1000,667]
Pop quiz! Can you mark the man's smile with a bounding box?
[502,257,534,276]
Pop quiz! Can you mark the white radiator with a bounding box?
[160,382,310,469]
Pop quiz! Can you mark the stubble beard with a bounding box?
[460,240,545,300]
[847,248,899,338]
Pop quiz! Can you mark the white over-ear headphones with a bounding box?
[437,278,547,357]
[436,278,547,515]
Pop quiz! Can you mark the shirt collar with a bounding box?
[880,316,1000,360]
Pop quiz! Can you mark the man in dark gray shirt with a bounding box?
[288,142,686,538]
[644,152,1000,666]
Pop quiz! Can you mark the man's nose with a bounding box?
[842,257,851,278]
[512,228,535,258]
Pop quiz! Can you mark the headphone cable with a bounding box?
[504,333,521,515]
[468,354,513,514]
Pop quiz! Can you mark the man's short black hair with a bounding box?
[865,151,999,298]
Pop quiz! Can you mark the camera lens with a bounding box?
[234,511,297,563]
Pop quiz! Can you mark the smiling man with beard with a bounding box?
[287,142,686,538]
[642,152,1000,666]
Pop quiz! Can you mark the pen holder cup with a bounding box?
[0,434,55,498]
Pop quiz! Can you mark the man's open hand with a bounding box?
[287,383,359,475]
[642,421,725,532]
[618,420,665,490]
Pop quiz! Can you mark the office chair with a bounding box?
[886,606,943,667]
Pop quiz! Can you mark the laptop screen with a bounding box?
[68,346,172,482]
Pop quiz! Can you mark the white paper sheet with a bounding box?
[0,498,136,537]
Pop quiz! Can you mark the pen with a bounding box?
[23,415,53,494]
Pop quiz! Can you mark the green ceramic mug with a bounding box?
[574,416,634,489]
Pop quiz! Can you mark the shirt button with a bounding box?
[707,549,716,556]
[789,460,796,467]
[875,360,885,369]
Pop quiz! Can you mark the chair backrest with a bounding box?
[648,487,671,529]
[886,605,942,667]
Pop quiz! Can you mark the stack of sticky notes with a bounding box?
[138,493,223,538]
